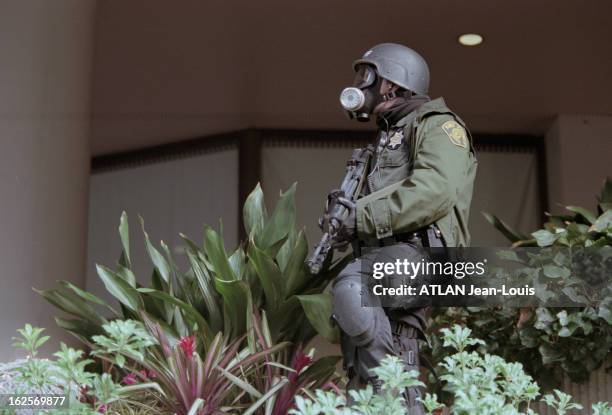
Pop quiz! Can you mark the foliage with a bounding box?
[91,320,156,368]
[237,308,341,415]
[2,315,335,415]
[2,324,163,415]
[91,313,288,415]
[429,179,612,388]
[290,325,610,415]
[290,355,423,415]
[38,183,346,360]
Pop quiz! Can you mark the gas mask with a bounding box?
[339,64,385,122]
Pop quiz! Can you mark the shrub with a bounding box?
[290,325,611,415]
[428,179,612,388]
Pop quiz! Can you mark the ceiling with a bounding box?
[91,0,612,155]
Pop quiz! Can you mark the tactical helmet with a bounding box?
[353,43,430,95]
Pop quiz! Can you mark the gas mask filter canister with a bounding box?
[339,87,365,112]
[339,64,381,122]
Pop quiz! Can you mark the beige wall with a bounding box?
[0,0,96,359]
[546,115,612,214]
[87,150,240,303]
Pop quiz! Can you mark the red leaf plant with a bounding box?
[245,308,342,415]
[139,313,287,415]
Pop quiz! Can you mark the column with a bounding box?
[0,0,96,359]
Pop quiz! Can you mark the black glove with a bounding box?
[331,196,357,251]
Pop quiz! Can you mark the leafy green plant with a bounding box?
[290,325,610,415]
[429,179,612,388]
[541,389,583,415]
[10,324,56,392]
[91,320,156,368]
[290,355,424,415]
[1,324,163,415]
[38,183,346,365]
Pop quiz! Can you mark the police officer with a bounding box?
[330,43,478,413]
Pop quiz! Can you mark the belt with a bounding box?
[360,231,423,248]
[358,225,443,249]
[389,320,419,338]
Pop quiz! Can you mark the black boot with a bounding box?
[391,321,426,415]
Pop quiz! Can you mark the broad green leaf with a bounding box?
[248,242,284,311]
[35,287,107,325]
[184,246,223,333]
[141,311,180,343]
[243,182,268,236]
[297,293,339,343]
[482,212,528,243]
[173,306,188,338]
[116,264,137,287]
[160,239,181,285]
[96,264,143,312]
[267,296,303,342]
[215,278,251,339]
[562,287,588,304]
[298,355,342,388]
[257,183,297,251]
[591,210,612,233]
[543,264,570,279]
[203,224,236,281]
[600,178,612,204]
[118,211,131,269]
[598,306,612,324]
[566,206,597,224]
[284,231,311,297]
[276,228,298,273]
[140,216,171,284]
[137,288,213,346]
[151,269,174,323]
[58,281,118,316]
[54,317,104,342]
[532,229,558,247]
[228,247,246,280]
[496,249,521,262]
[534,307,555,331]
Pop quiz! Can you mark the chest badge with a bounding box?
[442,120,468,148]
[387,130,404,150]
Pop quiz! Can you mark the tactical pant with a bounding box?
[332,243,428,414]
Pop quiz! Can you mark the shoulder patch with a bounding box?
[441,120,468,148]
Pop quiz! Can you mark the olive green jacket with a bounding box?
[356,98,478,247]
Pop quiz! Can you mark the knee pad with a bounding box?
[332,277,376,339]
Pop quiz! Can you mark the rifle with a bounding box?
[306,145,374,274]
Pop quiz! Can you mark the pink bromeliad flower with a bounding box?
[179,335,196,357]
[289,350,313,382]
[97,404,108,413]
[138,369,155,381]
[122,373,138,385]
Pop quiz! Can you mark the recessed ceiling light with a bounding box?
[458,33,484,46]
